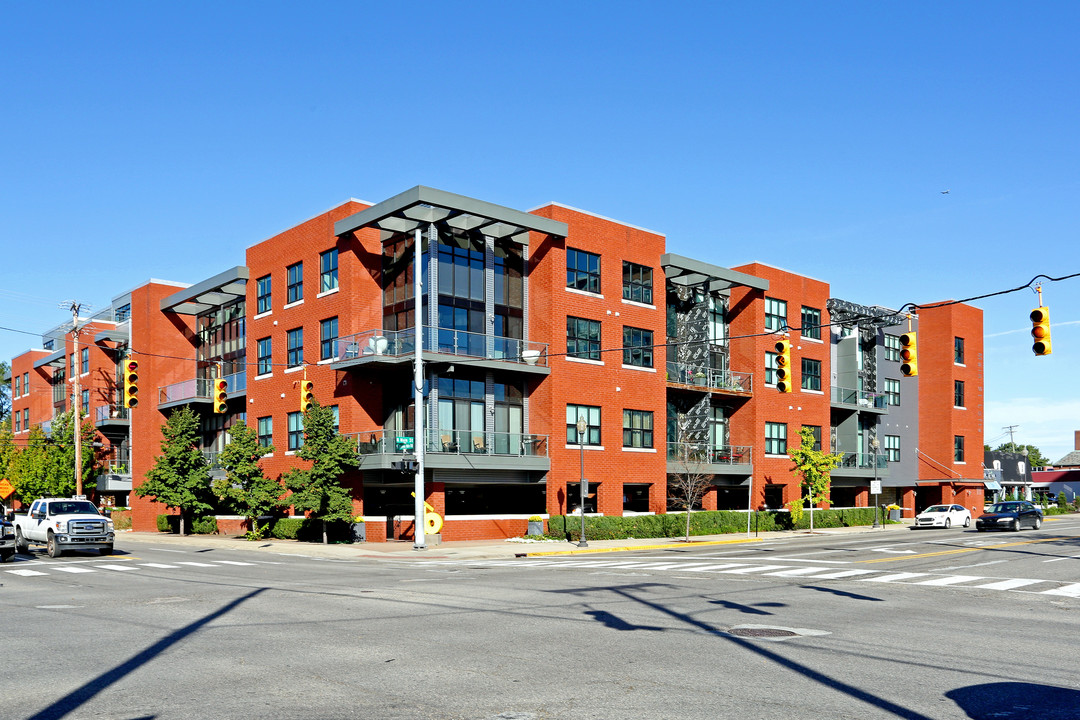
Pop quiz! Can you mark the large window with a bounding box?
[765,422,787,455]
[622,409,653,448]
[257,337,272,375]
[801,307,821,340]
[288,412,304,451]
[21,408,29,432]
[884,334,901,362]
[286,328,303,368]
[320,249,338,293]
[567,404,601,445]
[801,358,821,391]
[622,262,653,304]
[13,374,19,397]
[884,435,901,463]
[80,348,89,375]
[320,317,338,361]
[954,380,965,408]
[622,327,653,367]
[287,262,303,304]
[567,248,601,294]
[884,378,900,406]
[257,416,273,449]
[954,337,965,364]
[567,317,601,360]
[765,351,778,385]
[954,435,965,463]
[22,372,28,397]
[256,275,272,314]
[765,298,787,331]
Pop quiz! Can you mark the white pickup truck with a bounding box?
[13,497,115,558]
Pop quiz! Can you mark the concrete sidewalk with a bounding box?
[118,520,913,562]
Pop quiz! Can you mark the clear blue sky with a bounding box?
[2,2,1078,461]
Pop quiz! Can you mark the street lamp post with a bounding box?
[871,436,881,529]
[577,415,588,548]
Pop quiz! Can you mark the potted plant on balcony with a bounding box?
[527,515,544,536]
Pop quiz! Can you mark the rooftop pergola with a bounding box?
[660,253,770,294]
[160,266,249,316]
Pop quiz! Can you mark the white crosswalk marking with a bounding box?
[214,560,256,566]
[972,578,1043,591]
[677,564,746,572]
[139,563,181,569]
[175,562,218,567]
[807,569,876,579]
[915,575,985,586]
[96,564,138,571]
[859,572,929,583]
[1041,583,1080,598]
[765,567,835,577]
[52,566,95,573]
[716,565,788,574]
[7,569,46,576]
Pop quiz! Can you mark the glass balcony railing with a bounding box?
[344,429,550,458]
[831,386,887,410]
[836,452,888,469]
[202,451,223,470]
[666,362,752,393]
[666,442,752,465]
[333,328,548,367]
[102,447,130,475]
[94,405,129,423]
[159,378,212,404]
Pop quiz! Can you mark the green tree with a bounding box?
[993,442,1049,468]
[788,426,843,532]
[283,402,359,544]
[48,409,97,493]
[0,361,10,424]
[135,407,213,536]
[9,425,67,501]
[212,421,285,539]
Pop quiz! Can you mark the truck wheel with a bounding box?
[0,550,13,563]
[100,545,114,556]
[47,532,62,559]
[15,528,29,554]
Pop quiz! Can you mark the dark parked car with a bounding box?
[976,501,1043,532]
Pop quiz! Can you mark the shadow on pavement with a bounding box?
[945,682,1080,719]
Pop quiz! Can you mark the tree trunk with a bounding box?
[684,510,691,542]
[179,515,186,537]
[322,519,328,545]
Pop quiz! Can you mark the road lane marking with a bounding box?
[973,578,1044,590]
[765,567,836,577]
[174,561,219,567]
[214,560,256,566]
[6,569,47,576]
[805,569,876,579]
[1040,583,1080,598]
[51,566,95,573]
[139,563,181,569]
[96,564,138,571]
[859,537,1066,563]
[915,575,985,586]
[716,565,788,574]
[932,560,1010,571]
[679,564,747,572]
[859,572,929,583]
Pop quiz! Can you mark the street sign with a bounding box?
[0,478,13,499]
[870,480,882,495]
[395,436,415,452]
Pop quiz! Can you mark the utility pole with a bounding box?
[62,300,89,497]
[1003,425,1019,447]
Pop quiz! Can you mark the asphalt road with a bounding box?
[3,516,1079,720]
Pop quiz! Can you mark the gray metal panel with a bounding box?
[33,349,66,369]
[330,351,551,376]
[94,326,130,343]
[160,266,249,314]
[95,474,132,492]
[334,186,569,240]
[661,253,770,292]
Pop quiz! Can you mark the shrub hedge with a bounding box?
[267,517,353,542]
[547,508,877,541]
[155,514,219,534]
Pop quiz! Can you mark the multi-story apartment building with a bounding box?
[8,186,986,540]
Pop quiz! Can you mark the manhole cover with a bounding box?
[727,628,799,638]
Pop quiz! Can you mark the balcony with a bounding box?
[330,328,550,376]
[94,404,130,429]
[666,362,753,397]
[830,386,887,413]
[666,442,753,476]
[831,452,890,478]
[343,428,550,472]
[95,447,132,492]
[158,371,246,411]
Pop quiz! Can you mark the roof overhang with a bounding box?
[661,253,769,293]
[161,266,249,315]
[334,186,568,245]
[33,349,66,369]
[94,324,130,344]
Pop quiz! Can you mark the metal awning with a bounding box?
[660,253,769,294]
[334,186,568,245]
[33,349,66,369]
[94,324,130,344]
[161,266,249,315]
[984,480,1003,491]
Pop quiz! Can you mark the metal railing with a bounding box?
[202,450,223,470]
[344,429,550,458]
[666,442,752,465]
[159,378,212,404]
[831,386,887,409]
[102,447,130,475]
[94,405,129,423]
[666,362,752,392]
[836,452,888,469]
[334,328,549,367]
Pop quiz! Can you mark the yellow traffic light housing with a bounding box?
[123,359,139,408]
[213,378,229,414]
[299,379,315,413]
[775,338,794,393]
[900,332,918,377]
[1031,306,1052,355]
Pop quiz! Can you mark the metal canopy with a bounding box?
[33,349,66,369]
[826,299,905,329]
[94,325,129,344]
[660,253,769,293]
[160,266,249,315]
[333,186,568,244]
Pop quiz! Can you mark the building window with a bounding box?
[43,339,54,350]
[81,389,89,409]
[801,358,821,391]
[287,328,304,368]
[567,317,601,361]
[765,422,787,455]
[803,425,822,451]
[954,380,965,408]
[884,435,901,463]
[622,262,653,304]
[288,411,304,451]
[15,411,20,433]
[287,262,303,304]
[954,435,965,462]
[954,337,965,364]
[330,405,340,433]
[765,351,778,385]
[567,404,601,445]
[22,372,28,397]
[257,337,272,375]
[884,378,900,406]
[884,334,901,362]
[114,303,131,322]
[80,348,89,375]
[567,248,601,294]
[13,374,19,397]
[257,416,273,449]
[320,249,338,293]
[256,275,272,314]
[22,408,29,431]
[801,307,821,340]
[70,353,76,377]
[622,409,653,448]
[765,298,787,331]
[622,327,653,367]
[320,317,338,361]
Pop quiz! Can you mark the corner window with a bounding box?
[801,358,821,391]
[622,327,653,367]
[567,248,601,294]
[287,262,303,304]
[256,275,272,314]
[567,404,601,445]
[320,249,338,293]
[622,262,653,304]
[765,422,787,455]
[622,409,653,448]
[765,298,787,331]
[800,307,821,340]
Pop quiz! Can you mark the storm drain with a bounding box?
[727,628,799,638]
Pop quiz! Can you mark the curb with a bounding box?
[516,536,764,557]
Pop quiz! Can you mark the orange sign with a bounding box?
[0,479,13,499]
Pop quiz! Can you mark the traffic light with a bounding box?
[1030,306,1052,355]
[123,359,139,408]
[774,339,794,393]
[299,379,314,413]
[900,332,918,377]
[213,377,228,414]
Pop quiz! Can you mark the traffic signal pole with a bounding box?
[413,226,426,551]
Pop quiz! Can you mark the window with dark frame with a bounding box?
[257,337,272,375]
[765,298,787,331]
[256,275,272,314]
[622,261,653,304]
[567,316,601,360]
[884,378,900,406]
[954,380,965,408]
[320,317,338,361]
[884,334,901,362]
[885,435,900,462]
[80,348,88,374]
[286,328,303,368]
[257,416,273,448]
[765,422,787,455]
[954,336,965,364]
[800,306,821,340]
[622,326,653,367]
[801,357,821,391]
[566,404,601,445]
[287,262,303,304]
[320,249,338,293]
[622,409,653,448]
[567,248,601,294]
[803,425,822,451]
[765,351,778,385]
[288,411,304,451]
[954,435,965,462]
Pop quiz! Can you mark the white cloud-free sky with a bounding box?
[2,2,1078,460]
